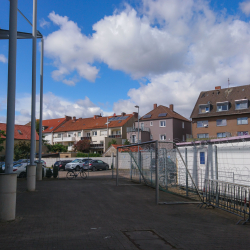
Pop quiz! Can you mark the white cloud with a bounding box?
[239,1,250,16]
[11,92,104,124]
[39,18,50,29]
[43,0,250,119]
[0,54,7,63]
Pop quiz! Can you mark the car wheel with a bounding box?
[19,172,26,178]
[75,166,80,171]
[92,167,96,171]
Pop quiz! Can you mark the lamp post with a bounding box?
[135,105,140,182]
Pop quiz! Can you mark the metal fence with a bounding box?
[203,179,250,224]
[116,141,203,205]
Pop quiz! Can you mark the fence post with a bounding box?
[116,148,118,186]
[111,152,114,179]
[139,151,141,183]
[185,148,188,197]
[150,150,152,186]
[155,141,159,205]
[214,145,219,206]
[130,152,132,180]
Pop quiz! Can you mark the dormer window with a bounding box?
[235,99,248,110]
[199,104,210,114]
[217,101,229,112]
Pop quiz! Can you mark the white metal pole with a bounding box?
[5,0,18,173]
[30,0,37,165]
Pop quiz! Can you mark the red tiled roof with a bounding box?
[42,118,67,133]
[140,105,190,122]
[0,123,39,140]
[54,114,134,133]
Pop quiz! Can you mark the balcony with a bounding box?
[126,127,150,132]
[54,136,75,142]
[109,135,122,138]
[90,143,104,148]
[81,137,91,140]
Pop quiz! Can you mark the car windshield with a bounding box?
[72,159,81,163]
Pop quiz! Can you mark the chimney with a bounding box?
[65,115,72,121]
[169,104,174,111]
[133,112,138,119]
[73,116,76,121]
[215,86,221,90]
[94,115,97,119]
[154,104,157,109]
[121,112,126,116]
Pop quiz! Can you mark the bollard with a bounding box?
[36,163,42,180]
[27,165,36,191]
[0,173,17,221]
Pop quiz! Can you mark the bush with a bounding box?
[46,168,52,178]
[76,152,101,157]
[53,166,58,178]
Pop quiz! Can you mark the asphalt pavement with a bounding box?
[1,170,250,250]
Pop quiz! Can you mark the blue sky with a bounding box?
[1,0,250,124]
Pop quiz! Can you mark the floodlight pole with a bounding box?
[30,0,37,165]
[5,0,18,174]
[0,0,18,222]
[37,37,44,180]
[135,105,140,182]
[27,0,37,191]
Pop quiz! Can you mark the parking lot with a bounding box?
[1,171,250,250]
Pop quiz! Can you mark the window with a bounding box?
[197,133,209,139]
[200,152,205,164]
[150,134,153,139]
[216,119,227,126]
[100,141,104,145]
[68,132,73,137]
[160,121,166,127]
[131,135,136,143]
[100,130,107,136]
[160,134,166,141]
[237,131,248,136]
[199,104,210,114]
[150,121,153,126]
[217,102,229,112]
[87,132,91,137]
[235,99,248,110]
[92,131,97,136]
[237,117,248,125]
[57,133,62,138]
[197,120,208,128]
[217,132,231,138]
[141,123,144,130]
[78,132,81,137]
[182,122,184,128]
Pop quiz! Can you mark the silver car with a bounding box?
[65,158,92,171]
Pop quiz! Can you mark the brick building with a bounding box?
[190,85,250,139]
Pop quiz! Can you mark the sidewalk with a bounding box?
[1,171,250,250]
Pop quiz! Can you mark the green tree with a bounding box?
[108,139,117,148]
[73,139,90,152]
[0,130,6,153]
[124,139,130,145]
[46,143,67,153]
[14,141,30,160]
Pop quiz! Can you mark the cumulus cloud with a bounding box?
[39,18,50,29]
[239,1,250,16]
[12,92,104,124]
[0,54,7,63]
[42,0,250,119]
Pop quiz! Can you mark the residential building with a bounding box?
[52,113,137,154]
[42,116,72,144]
[190,85,250,139]
[127,104,191,143]
[0,123,39,158]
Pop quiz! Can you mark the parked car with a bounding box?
[54,160,72,171]
[82,159,94,171]
[34,160,47,167]
[88,160,109,171]
[65,158,92,171]
[1,163,20,173]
